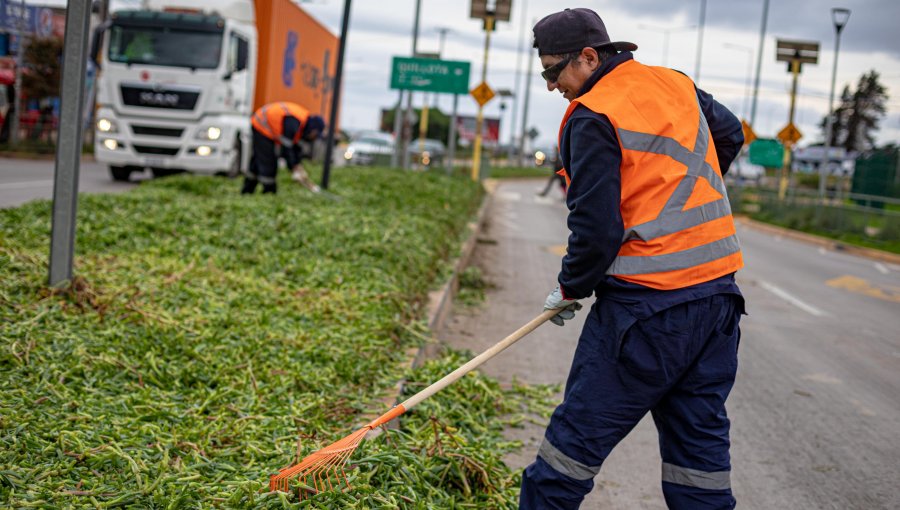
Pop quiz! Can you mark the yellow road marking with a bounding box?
[546,245,567,256]
[825,275,900,303]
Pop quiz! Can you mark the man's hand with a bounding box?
[543,286,582,326]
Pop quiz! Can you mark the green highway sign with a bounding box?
[749,138,785,168]
[390,56,471,94]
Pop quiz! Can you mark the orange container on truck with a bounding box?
[93,0,339,181]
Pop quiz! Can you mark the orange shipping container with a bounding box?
[254,0,339,131]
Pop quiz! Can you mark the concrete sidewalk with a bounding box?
[436,179,667,509]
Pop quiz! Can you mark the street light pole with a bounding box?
[819,7,850,200]
[637,24,695,68]
[694,0,706,84]
[724,43,754,120]
[750,0,770,128]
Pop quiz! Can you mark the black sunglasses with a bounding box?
[541,58,572,83]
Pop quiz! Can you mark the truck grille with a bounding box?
[121,85,199,110]
[133,145,179,156]
[131,125,184,137]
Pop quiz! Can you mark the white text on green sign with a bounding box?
[390,57,471,94]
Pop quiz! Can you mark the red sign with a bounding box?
[455,115,500,145]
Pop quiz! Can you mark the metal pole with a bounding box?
[321,0,351,190]
[471,16,493,181]
[750,0,770,127]
[390,91,403,167]
[518,41,533,168]
[446,93,458,175]
[10,0,27,146]
[509,0,527,164]
[49,0,92,287]
[820,14,848,200]
[694,0,706,84]
[400,0,422,170]
[779,59,800,201]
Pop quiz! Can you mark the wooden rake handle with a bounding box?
[392,308,559,417]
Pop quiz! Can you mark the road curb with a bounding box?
[367,181,495,434]
[736,216,900,265]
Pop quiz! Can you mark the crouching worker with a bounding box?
[241,101,325,194]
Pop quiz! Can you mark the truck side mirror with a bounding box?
[90,21,111,69]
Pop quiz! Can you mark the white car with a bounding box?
[343,131,395,166]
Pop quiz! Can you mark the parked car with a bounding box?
[342,131,395,166]
[408,138,446,168]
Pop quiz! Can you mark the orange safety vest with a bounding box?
[251,102,310,146]
[558,59,743,290]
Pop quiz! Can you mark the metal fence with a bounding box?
[728,185,900,253]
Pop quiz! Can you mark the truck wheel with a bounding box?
[223,138,242,178]
[109,166,132,182]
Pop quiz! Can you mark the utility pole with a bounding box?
[819,8,850,200]
[694,0,706,84]
[509,0,527,163]
[399,0,422,170]
[750,0,770,128]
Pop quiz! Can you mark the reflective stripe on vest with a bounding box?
[558,60,742,289]
[661,462,731,490]
[537,438,600,481]
[251,102,307,147]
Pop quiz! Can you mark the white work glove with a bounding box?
[543,286,583,326]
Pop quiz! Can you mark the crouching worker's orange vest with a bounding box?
[559,60,743,290]
[251,102,310,147]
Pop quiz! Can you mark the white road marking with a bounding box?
[759,280,829,317]
[818,247,828,256]
[497,191,522,201]
[874,263,889,274]
[0,179,55,189]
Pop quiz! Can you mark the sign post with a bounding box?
[469,0,511,181]
[775,39,818,200]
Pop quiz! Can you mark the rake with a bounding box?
[269,308,559,498]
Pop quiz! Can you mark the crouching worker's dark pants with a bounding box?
[241,128,279,194]
[520,294,743,510]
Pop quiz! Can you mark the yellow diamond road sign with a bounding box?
[741,119,757,146]
[777,122,802,145]
[470,81,495,106]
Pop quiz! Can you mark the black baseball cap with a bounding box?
[533,8,637,56]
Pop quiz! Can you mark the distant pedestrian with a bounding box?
[241,101,325,195]
[522,8,746,510]
[537,150,567,198]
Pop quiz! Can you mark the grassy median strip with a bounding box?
[0,168,552,507]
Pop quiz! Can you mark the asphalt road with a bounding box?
[437,179,900,509]
[0,156,147,209]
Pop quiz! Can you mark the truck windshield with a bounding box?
[108,25,223,70]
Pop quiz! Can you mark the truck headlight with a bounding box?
[196,126,222,141]
[97,118,117,133]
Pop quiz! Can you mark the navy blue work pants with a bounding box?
[520,294,742,510]
[241,128,278,194]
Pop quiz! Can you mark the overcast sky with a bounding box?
[298,0,900,150]
[77,0,900,148]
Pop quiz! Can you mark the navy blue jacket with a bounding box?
[558,52,744,316]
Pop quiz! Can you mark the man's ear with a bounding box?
[581,47,600,70]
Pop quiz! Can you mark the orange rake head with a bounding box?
[269,404,406,499]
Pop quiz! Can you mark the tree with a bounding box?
[22,37,63,103]
[819,70,888,152]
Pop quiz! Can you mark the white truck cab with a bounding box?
[93,0,256,181]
